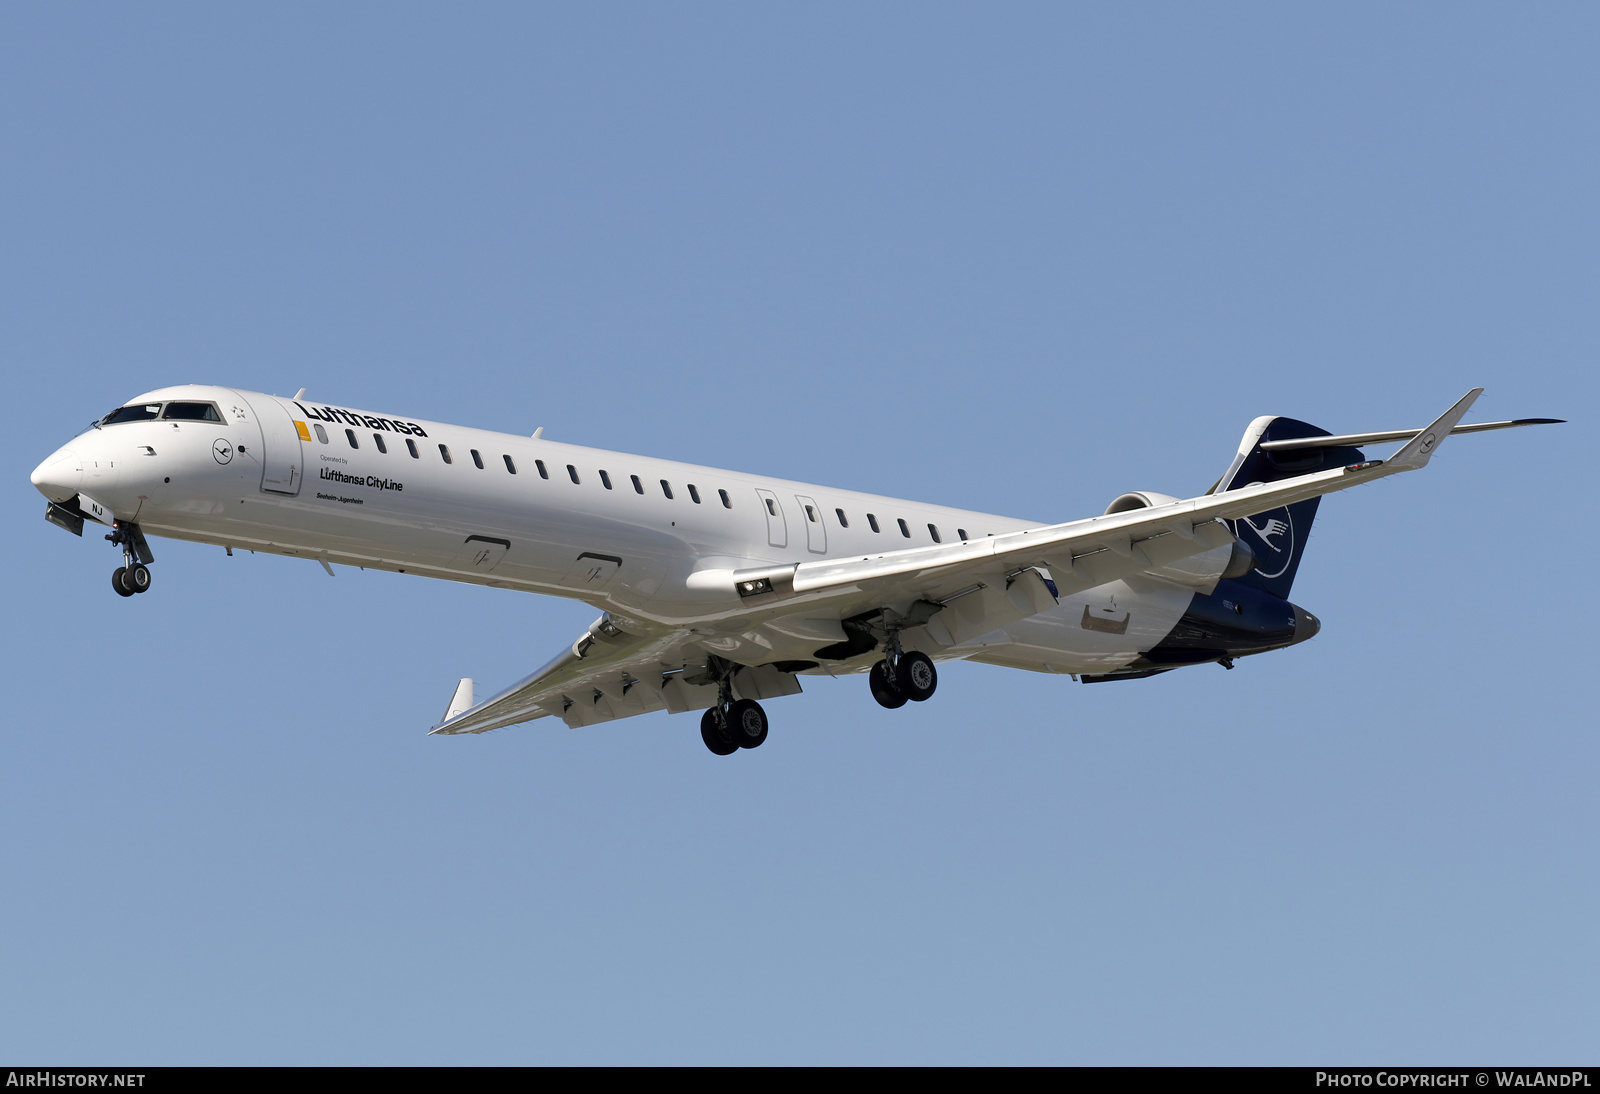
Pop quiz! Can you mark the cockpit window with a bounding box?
[162,402,222,422]
[102,403,162,425]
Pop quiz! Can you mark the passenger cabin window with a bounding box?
[765,498,778,517]
[928,524,941,543]
[439,444,453,464]
[600,470,613,490]
[897,518,910,538]
[373,434,387,454]
[660,480,674,500]
[162,402,222,422]
[406,438,419,458]
[503,454,516,474]
[631,475,644,495]
[346,429,359,449]
[804,505,818,523]
[471,449,484,469]
[567,464,580,484]
[315,424,329,444]
[535,460,549,479]
[835,508,849,528]
[102,403,162,425]
[958,528,969,541]
[719,489,732,509]
[688,484,701,504]
[867,514,880,533]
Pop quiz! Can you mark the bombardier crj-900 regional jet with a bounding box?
[31,386,1558,755]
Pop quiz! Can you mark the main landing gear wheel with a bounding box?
[726,699,769,749]
[700,708,739,756]
[869,661,908,709]
[111,567,135,598]
[896,651,937,702]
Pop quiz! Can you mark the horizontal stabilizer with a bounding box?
[1259,416,1562,453]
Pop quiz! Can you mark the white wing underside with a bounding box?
[433,389,1484,736]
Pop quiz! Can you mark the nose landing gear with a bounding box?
[106,522,154,598]
[111,564,151,597]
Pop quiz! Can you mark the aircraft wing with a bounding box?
[433,630,699,734]
[430,627,804,735]
[432,389,1486,737]
[711,388,1485,612]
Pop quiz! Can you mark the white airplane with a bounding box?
[30,385,1559,755]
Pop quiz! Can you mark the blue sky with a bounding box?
[2,3,1593,1064]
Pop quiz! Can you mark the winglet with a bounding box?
[434,678,474,731]
[1387,388,1483,471]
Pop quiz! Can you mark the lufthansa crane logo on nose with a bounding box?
[1239,507,1295,579]
[213,438,234,464]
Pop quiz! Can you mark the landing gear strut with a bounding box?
[107,522,154,597]
[700,708,740,755]
[698,657,769,755]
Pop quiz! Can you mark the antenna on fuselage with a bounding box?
[293,388,307,401]
[532,427,544,439]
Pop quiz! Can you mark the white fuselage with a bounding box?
[32,385,1195,676]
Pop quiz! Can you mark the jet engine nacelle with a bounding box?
[1103,491,1257,589]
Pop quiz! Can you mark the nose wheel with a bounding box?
[111,564,152,597]
[106,521,155,598]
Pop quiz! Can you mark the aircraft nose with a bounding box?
[31,447,83,502]
[1292,605,1321,644]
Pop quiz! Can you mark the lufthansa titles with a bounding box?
[295,401,429,437]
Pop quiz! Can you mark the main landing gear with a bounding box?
[106,521,154,598]
[699,659,770,756]
[869,630,938,710]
